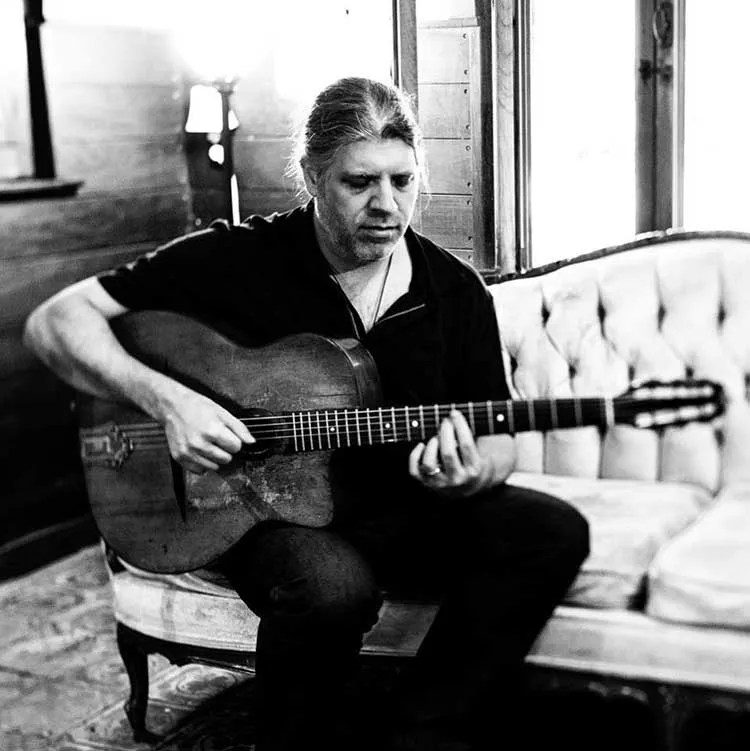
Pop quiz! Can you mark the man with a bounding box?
[24,77,589,751]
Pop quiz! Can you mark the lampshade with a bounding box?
[184,84,240,134]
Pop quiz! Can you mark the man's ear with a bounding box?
[301,159,319,197]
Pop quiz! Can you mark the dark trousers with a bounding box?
[219,482,590,750]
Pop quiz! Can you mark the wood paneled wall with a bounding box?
[0,21,190,556]
[412,19,492,267]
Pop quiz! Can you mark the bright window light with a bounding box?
[684,1,750,231]
[530,0,636,266]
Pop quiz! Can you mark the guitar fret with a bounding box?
[391,407,397,442]
[507,400,515,434]
[307,411,314,449]
[366,408,373,446]
[419,405,426,440]
[316,411,322,449]
[355,409,362,446]
[405,406,412,442]
[324,411,331,449]
[467,402,476,433]
[334,410,341,448]
[344,409,351,447]
[378,407,385,444]
[293,412,300,452]
[574,397,583,427]
[486,401,494,434]
[604,398,615,428]
[434,404,440,433]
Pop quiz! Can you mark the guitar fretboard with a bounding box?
[241,398,615,453]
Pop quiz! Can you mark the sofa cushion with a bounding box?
[647,484,750,628]
[506,472,713,609]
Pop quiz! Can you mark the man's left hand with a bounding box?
[408,409,494,497]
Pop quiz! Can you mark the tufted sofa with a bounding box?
[104,230,750,747]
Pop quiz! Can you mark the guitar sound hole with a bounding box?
[240,441,276,460]
[237,408,286,459]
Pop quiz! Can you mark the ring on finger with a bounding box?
[423,465,442,477]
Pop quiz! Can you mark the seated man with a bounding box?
[24,76,589,751]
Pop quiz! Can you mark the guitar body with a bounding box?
[77,311,382,573]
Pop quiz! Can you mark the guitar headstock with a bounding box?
[614,379,725,428]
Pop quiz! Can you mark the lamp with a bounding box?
[185,80,240,225]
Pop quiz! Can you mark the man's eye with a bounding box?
[393,175,414,189]
[345,177,370,189]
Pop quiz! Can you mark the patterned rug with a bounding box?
[0,545,260,751]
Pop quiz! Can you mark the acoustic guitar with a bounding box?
[77,311,725,573]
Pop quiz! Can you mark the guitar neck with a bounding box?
[244,398,615,453]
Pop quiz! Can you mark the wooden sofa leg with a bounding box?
[116,623,162,744]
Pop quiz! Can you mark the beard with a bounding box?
[316,203,405,269]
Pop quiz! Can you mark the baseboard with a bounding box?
[0,514,99,581]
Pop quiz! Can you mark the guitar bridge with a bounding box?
[80,422,133,469]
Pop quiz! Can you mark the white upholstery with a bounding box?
[528,606,750,693]
[111,566,437,656]
[507,472,712,609]
[647,483,750,629]
[490,237,750,492]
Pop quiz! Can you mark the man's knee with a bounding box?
[546,496,590,569]
[465,484,590,568]
[243,526,383,632]
[269,550,383,631]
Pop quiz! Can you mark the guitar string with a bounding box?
[106,397,708,437]
[90,382,716,436]
[91,398,714,444]
[124,413,714,446]
[104,400,614,437]
[124,412,713,449]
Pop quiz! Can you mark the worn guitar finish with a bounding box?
[77,311,725,574]
[77,312,382,574]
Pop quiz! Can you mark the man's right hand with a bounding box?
[159,382,255,474]
[23,275,255,475]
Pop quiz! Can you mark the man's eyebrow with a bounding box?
[341,170,415,183]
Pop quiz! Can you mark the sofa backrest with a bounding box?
[488,231,750,495]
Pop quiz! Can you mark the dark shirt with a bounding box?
[98,202,509,511]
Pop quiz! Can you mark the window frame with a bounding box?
[493,0,686,272]
[0,0,81,202]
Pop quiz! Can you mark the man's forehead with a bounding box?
[335,138,417,173]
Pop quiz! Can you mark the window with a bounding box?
[528,0,637,266]
[0,0,81,200]
[683,1,750,231]
[0,0,32,180]
[499,0,750,271]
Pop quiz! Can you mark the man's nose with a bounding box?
[368,180,398,212]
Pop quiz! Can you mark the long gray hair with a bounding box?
[288,77,427,193]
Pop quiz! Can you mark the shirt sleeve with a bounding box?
[97,226,225,314]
